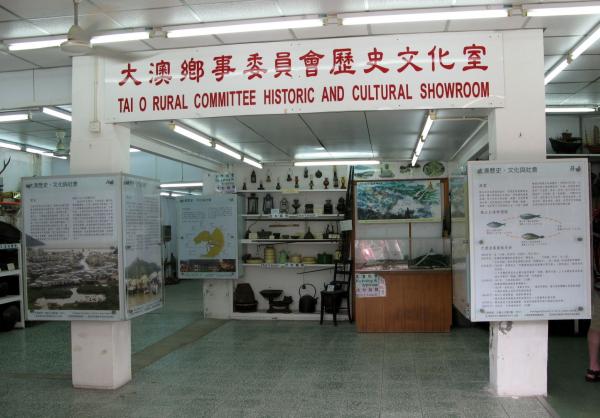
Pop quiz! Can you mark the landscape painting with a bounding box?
[356,180,442,223]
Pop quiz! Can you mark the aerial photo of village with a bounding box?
[26,247,119,311]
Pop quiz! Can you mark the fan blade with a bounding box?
[91,45,154,62]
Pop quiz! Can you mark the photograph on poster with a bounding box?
[26,247,119,311]
[357,180,442,223]
[450,177,466,219]
[125,257,162,309]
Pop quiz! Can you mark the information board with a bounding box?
[177,195,243,279]
[22,174,163,321]
[22,175,122,321]
[122,175,163,319]
[468,160,591,321]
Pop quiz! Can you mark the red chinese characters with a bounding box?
[274,52,292,78]
[427,46,455,72]
[149,60,172,85]
[244,53,267,80]
[330,48,356,75]
[118,63,141,86]
[180,58,204,82]
[212,55,236,82]
[299,50,324,77]
[397,47,423,73]
[364,48,389,74]
[463,44,488,71]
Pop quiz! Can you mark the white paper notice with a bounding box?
[468,160,591,321]
[355,273,387,297]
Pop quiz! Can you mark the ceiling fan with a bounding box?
[60,0,94,56]
[60,0,147,59]
[54,130,69,157]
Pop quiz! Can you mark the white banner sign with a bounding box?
[468,160,591,322]
[105,32,504,122]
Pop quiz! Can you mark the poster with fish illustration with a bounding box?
[176,195,243,279]
[468,160,591,322]
[356,180,442,223]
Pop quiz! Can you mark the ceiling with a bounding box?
[0,1,598,165]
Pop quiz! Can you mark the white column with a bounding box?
[488,30,548,396]
[69,55,132,389]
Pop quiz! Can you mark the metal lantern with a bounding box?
[247,193,259,215]
[263,193,274,214]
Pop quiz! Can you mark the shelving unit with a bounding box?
[240,239,339,244]
[243,263,335,268]
[238,189,346,193]
[0,243,24,329]
[242,214,344,220]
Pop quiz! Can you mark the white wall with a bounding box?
[0,149,56,191]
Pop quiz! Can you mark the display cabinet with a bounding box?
[355,238,451,271]
[0,243,25,329]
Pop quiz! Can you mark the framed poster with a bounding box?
[468,160,591,321]
[356,180,442,223]
[176,195,243,279]
[122,175,163,319]
[22,174,163,321]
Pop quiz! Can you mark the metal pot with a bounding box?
[298,283,318,313]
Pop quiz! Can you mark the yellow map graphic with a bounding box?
[193,228,225,257]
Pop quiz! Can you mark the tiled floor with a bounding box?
[0,280,589,417]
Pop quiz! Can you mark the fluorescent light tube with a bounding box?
[160,192,171,197]
[545,107,597,113]
[294,160,380,167]
[52,155,68,160]
[415,139,425,156]
[243,156,263,169]
[7,37,67,51]
[171,124,212,147]
[0,113,28,122]
[25,147,54,157]
[129,148,141,152]
[341,8,508,25]
[160,182,204,188]
[525,3,600,17]
[421,115,434,141]
[544,59,569,85]
[411,153,419,167]
[215,143,242,160]
[168,17,322,38]
[572,24,600,59]
[91,31,149,44]
[0,142,21,151]
[42,107,72,122]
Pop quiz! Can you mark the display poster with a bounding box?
[355,273,387,297]
[468,160,591,321]
[356,180,442,223]
[123,175,163,319]
[215,172,236,193]
[105,32,504,122]
[22,175,121,321]
[177,195,241,278]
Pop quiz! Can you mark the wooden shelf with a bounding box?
[238,189,346,193]
[0,295,20,305]
[241,239,339,244]
[242,214,344,221]
[243,263,335,268]
[0,269,19,278]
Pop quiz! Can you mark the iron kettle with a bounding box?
[298,283,318,313]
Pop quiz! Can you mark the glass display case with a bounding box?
[355,238,451,271]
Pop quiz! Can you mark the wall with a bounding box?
[0,149,55,191]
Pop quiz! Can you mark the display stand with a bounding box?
[353,178,452,332]
[0,243,25,329]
